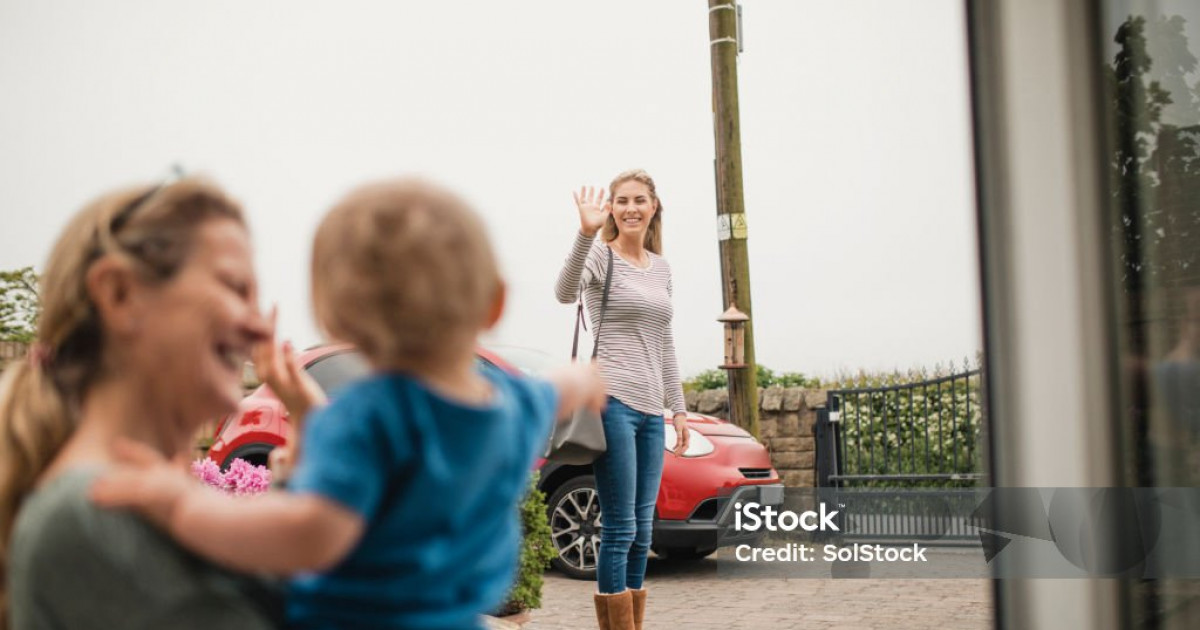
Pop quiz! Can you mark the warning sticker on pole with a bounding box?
[731,213,748,239]
[718,213,747,241]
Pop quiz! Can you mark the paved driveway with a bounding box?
[525,553,992,630]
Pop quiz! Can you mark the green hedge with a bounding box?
[834,370,984,487]
[682,365,820,392]
[496,472,556,615]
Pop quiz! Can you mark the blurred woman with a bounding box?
[0,178,277,629]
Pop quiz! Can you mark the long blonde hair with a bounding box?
[602,168,664,254]
[0,178,244,623]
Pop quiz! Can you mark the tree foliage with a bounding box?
[683,364,820,392]
[0,267,39,343]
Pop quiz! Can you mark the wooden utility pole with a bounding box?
[708,0,760,439]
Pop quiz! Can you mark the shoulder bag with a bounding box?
[545,246,613,464]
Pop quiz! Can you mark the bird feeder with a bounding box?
[718,305,750,369]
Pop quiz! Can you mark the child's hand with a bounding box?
[253,307,327,424]
[269,445,295,484]
[90,439,196,530]
[549,362,607,420]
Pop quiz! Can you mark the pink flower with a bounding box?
[225,458,273,495]
[191,458,226,490]
[191,457,272,496]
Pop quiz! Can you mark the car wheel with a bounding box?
[223,445,273,471]
[546,475,601,580]
[656,546,717,561]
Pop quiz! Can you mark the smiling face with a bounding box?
[123,217,268,424]
[610,179,658,241]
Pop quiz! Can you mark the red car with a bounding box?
[208,344,783,579]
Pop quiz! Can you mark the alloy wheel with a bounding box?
[549,482,602,577]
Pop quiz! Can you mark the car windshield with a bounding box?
[305,351,371,396]
[294,345,561,396]
[483,345,565,377]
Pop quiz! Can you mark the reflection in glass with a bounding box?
[1102,1,1200,626]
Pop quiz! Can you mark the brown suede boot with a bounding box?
[594,591,635,630]
[629,588,647,630]
[593,592,611,630]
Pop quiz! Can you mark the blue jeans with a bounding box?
[592,396,664,593]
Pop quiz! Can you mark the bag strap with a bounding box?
[572,245,614,361]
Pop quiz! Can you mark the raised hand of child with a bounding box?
[549,362,607,420]
[269,444,296,485]
[253,306,327,425]
[90,438,197,530]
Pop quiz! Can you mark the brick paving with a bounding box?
[524,553,992,630]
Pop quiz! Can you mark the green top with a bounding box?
[8,468,279,630]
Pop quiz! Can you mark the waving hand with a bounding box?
[573,186,610,237]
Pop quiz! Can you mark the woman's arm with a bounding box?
[662,325,687,419]
[554,186,610,304]
[662,273,690,455]
[663,326,690,456]
[554,231,599,304]
[661,274,688,418]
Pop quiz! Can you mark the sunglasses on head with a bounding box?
[109,164,187,234]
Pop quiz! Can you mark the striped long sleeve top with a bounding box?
[555,231,687,417]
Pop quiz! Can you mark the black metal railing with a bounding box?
[827,488,988,544]
[815,369,986,543]
[819,369,984,488]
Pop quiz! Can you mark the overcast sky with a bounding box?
[0,0,981,379]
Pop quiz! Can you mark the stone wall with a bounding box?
[685,386,826,488]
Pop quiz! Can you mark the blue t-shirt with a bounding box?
[286,365,557,630]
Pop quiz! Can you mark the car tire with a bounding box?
[222,444,274,471]
[655,546,717,562]
[546,475,602,580]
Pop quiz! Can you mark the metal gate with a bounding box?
[814,369,986,543]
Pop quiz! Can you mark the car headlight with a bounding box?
[663,425,715,457]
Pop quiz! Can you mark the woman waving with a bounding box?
[554,169,688,630]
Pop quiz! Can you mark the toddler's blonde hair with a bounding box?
[312,178,501,368]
